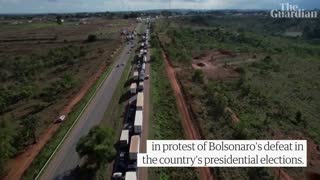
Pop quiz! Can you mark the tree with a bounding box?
[295,111,307,128]
[76,126,116,165]
[192,69,204,84]
[0,120,16,176]
[56,15,63,25]
[87,34,97,42]
[21,115,38,144]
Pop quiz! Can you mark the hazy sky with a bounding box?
[0,0,319,14]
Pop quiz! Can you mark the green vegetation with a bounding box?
[0,120,16,177]
[22,58,114,180]
[148,35,198,180]
[76,126,116,165]
[87,34,98,42]
[0,45,88,176]
[154,15,320,179]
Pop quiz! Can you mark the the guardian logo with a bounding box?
[271,3,318,18]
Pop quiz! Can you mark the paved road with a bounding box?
[39,27,139,180]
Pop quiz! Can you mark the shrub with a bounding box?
[87,34,97,42]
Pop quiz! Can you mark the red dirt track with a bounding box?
[162,50,214,180]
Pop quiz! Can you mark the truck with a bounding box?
[136,92,143,110]
[125,171,137,180]
[130,83,137,94]
[138,81,144,91]
[133,71,139,80]
[119,129,129,147]
[142,63,146,72]
[143,55,147,63]
[139,71,145,81]
[129,135,140,160]
[134,110,143,134]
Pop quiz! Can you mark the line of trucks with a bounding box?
[113,23,151,180]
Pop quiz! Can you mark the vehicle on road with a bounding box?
[55,115,66,123]
[112,172,122,180]
[129,135,140,160]
[125,171,137,180]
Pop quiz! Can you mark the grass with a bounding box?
[21,47,122,180]
[154,16,320,179]
[148,37,198,180]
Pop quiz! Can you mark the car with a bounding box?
[116,64,120,68]
[55,115,66,123]
[121,63,125,66]
[112,172,122,180]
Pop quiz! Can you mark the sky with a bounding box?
[0,0,319,14]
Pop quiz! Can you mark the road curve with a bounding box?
[39,30,138,180]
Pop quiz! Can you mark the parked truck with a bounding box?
[133,71,139,80]
[125,171,137,180]
[129,135,140,160]
[136,92,143,110]
[138,81,144,91]
[130,83,137,94]
[119,129,129,147]
[134,110,143,134]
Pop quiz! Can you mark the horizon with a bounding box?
[0,0,319,14]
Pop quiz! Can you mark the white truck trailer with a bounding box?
[143,55,147,63]
[133,71,139,80]
[130,83,137,94]
[136,92,143,110]
[119,129,129,147]
[142,63,146,72]
[125,171,137,180]
[134,110,143,134]
[129,135,140,160]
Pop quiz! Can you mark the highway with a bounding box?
[139,42,151,180]
[39,25,139,180]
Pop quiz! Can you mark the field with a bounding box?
[148,36,198,180]
[0,17,135,177]
[154,15,320,179]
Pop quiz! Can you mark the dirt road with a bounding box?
[162,50,214,180]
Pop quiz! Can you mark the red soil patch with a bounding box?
[162,50,214,180]
[3,59,112,180]
[192,51,239,80]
